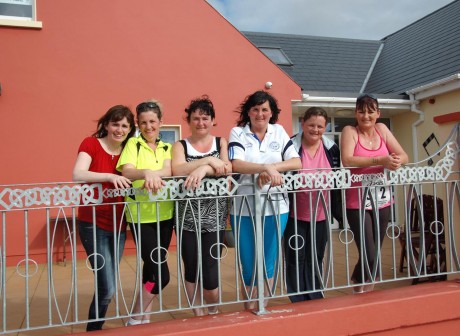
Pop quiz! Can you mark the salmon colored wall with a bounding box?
[416,90,460,279]
[0,0,300,263]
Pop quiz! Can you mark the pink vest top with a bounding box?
[292,143,331,222]
[345,128,392,210]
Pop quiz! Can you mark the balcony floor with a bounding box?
[2,230,425,335]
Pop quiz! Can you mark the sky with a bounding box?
[207,0,454,40]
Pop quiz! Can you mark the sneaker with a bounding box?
[125,318,143,326]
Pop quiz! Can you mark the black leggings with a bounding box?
[129,219,174,294]
[181,230,225,290]
[346,207,391,283]
[284,218,328,302]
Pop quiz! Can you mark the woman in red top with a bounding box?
[72,105,135,331]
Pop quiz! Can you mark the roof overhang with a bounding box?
[292,93,415,118]
[406,74,460,100]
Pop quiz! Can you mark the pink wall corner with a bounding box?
[0,0,300,261]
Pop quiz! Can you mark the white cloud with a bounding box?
[207,0,454,39]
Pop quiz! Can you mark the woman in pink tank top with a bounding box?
[341,93,408,294]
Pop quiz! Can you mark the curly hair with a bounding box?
[236,90,280,127]
[184,95,215,123]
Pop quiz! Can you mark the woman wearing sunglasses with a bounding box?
[117,100,175,325]
[341,93,408,293]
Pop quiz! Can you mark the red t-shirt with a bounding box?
[77,137,126,232]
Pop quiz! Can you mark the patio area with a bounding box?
[2,229,416,335]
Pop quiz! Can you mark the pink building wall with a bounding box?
[0,0,300,263]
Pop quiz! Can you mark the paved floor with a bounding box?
[1,229,415,335]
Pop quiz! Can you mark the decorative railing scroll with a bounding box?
[0,175,241,210]
[0,184,102,210]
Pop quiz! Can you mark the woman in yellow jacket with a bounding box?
[117,100,174,326]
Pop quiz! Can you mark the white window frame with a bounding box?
[133,125,182,145]
[0,0,42,29]
[160,125,181,145]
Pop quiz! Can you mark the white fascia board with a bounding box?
[406,74,460,100]
[297,95,414,110]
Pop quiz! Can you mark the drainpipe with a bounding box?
[408,93,423,163]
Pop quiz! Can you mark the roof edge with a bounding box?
[406,74,460,100]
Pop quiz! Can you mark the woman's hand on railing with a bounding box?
[142,170,166,193]
[382,153,403,171]
[108,174,132,189]
[208,157,230,176]
[258,164,283,188]
[184,166,208,190]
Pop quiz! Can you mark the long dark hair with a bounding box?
[93,105,136,146]
[236,90,280,127]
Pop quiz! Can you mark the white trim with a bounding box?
[0,18,42,28]
[297,94,415,110]
[360,43,385,93]
[406,74,460,100]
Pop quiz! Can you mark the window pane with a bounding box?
[0,0,33,20]
[259,47,292,65]
[334,118,356,132]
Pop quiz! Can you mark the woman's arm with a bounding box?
[219,137,232,174]
[232,157,301,188]
[340,125,361,167]
[72,152,131,189]
[121,159,171,193]
[171,141,222,176]
[341,124,408,170]
[377,123,409,165]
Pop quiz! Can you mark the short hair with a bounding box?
[356,93,379,111]
[236,90,280,127]
[184,95,215,123]
[302,106,328,121]
[93,105,136,146]
[136,99,163,120]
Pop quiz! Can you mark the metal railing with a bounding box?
[0,125,459,334]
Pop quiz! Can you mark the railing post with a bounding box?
[253,176,268,315]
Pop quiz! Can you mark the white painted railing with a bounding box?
[0,125,459,334]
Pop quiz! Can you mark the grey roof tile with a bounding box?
[243,0,460,96]
[365,0,460,94]
[243,32,382,93]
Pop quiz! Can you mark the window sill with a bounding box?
[0,19,42,29]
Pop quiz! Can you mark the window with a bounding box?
[0,0,42,28]
[259,47,293,66]
[160,125,181,145]
[133,125,181,145]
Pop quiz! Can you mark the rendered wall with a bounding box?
[0,0,300,263]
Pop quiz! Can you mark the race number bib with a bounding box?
[361,173,391,209]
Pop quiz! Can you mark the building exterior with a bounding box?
[0,0,300,262]
[1,0,459,267]
[243,0,460,164]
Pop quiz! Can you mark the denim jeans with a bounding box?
[79,221,126,331]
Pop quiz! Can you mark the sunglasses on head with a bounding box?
[357,93,378,101]
[136,102,159,113]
